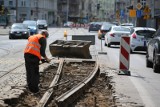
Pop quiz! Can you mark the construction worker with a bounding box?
[24,30,51,93]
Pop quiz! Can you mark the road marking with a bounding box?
[129,73,155,107]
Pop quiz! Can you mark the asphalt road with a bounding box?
[0,27,160,107]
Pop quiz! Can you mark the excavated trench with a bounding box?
[4,64,58,107]
[2,61,115,107]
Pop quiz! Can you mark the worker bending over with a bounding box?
[24,30,51,93]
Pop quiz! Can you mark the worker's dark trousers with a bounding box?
[24,53,40,93]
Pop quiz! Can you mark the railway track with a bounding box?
[1,57,99,107]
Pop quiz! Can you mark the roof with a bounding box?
[133,27,156,31]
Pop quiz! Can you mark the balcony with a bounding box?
[69,0,79,4]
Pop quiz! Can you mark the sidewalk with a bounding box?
[0,26,10,35]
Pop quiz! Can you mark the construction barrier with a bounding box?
[119,35,131,75]
[71,23,89,29]
[49,40,92,59]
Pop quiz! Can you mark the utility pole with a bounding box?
[16,0,18,22]
[66,0,69,22]
[151,0,155,28]
[151,0,155,18]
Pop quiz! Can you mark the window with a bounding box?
[141,0,146,7]
[24,1,26,6]
[34,1,38,7]
[21,0,26,7]
[9,1,13,6]
[82,1,84,10]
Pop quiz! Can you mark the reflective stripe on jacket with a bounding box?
[24,34,46,59]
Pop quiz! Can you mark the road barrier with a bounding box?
[49,40,92,59]
[72,35,95,45]
[119,35,131,75]
[64,30,67,40]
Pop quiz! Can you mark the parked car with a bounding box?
[23,20,38,35]
[104,26,130,47]
[37,19,48,30]
[98,22,116,39]
[130,27,156,53]
[146,28,160,73]
[63,21,73,27]
[9,23,30,39]
[88,22,102,32]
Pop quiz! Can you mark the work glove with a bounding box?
[41,59,47,63]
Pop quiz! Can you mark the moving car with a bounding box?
[88,22,102,32]
[130,27,156,53]
[37,19,48,30]
[98,22,116,39]
[146,28,160,73]
[9,23,30,39]
[23,20,38,35]
[120,23,134,29]
[104,26,130,47]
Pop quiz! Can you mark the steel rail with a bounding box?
[38,59,64,107]
[55,60,99,107]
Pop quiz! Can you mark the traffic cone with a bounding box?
[64,30,67,40]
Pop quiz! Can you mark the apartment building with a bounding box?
[2,0,57,25]
[57,0,79,25]
[105,0,115,22]
[87,0,98,22]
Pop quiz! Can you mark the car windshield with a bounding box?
[136,30,156,37]
[113,27,130,32]
[121,23,133,26]
[11,24,27,29]
[102,24,114,30]
[23,21,36,26]
[67,22,73,24]
[121,25,133,26]
[37,20,47,24]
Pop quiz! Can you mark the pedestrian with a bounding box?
[24,30,51,93]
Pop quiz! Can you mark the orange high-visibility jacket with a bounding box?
[24,34,46,60]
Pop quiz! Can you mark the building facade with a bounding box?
[115,0,131,23]
[2,0,57,25]
[1,0,159,29]
[57,0,80,25]
[125,0,160,29]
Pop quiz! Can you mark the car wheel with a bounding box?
[98,36,101,39]
[153,54,160,73]
[9,36,12,39]
[146,56,153,68]
[104,42,107,46]
[107,43,111,47]
[130,49,133,54]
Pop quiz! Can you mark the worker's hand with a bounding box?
[46,58,51,63]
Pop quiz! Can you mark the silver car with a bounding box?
[37,19,48,30]
[130,27,156,53]
[104,26,130,47]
